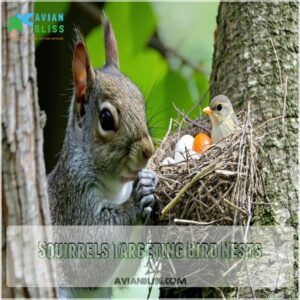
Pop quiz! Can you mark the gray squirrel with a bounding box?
[48,14,158,298]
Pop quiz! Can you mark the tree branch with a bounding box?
[148,33,208,75]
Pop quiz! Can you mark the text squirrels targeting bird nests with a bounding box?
[149,109,266,226]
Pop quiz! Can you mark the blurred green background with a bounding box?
[35,1,218,173]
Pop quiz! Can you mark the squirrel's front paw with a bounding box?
[132,169,158,222]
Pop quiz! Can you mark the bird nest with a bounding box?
[149,109,266,226]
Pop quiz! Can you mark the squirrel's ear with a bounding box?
[102,12,119,68]
[72,41,94,99]
[72,40,95,123]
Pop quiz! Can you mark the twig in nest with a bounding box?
[147,118,173,168]
[161,157,221,218]
[150,104,266,225]
[173,103,211,134]
[223,198,248,216]
[174,219,221,225]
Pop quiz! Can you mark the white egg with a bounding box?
[174,135,196,162]
[162,157,176,165]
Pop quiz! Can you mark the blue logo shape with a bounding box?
[16,13,33,27]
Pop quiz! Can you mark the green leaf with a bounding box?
[129,2,156,54]
[105,2,133,60]
[193,72,211,114]
[147,69,198,139]
[7,17,23,32]
[151,2,218,74]
[165,69,199,119]
[86,2,156,67]
[85,26,104,68]
[122,49,168,97]
[85,3,133,68]
[85,2,214,140]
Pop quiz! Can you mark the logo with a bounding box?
[7,13,33,31]
[7,12,64,40]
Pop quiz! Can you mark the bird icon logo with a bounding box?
[7,13,33,32]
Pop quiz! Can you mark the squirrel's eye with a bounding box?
[99,108,115,131]
[216,104,223,111]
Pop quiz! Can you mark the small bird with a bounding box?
[202,95,238,144]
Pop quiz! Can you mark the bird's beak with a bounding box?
[202,106,213,116]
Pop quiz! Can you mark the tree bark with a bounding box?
[210,1,298,298]
[2,2,55,298]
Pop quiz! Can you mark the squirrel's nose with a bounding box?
[140,136,155,163]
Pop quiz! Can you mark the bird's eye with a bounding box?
[216,104,223,111]
[99,108,115,131]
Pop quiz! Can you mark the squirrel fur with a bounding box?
[48,14,157,298]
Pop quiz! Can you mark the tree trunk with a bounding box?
[2,2,55,298]
[210,1,298,298]
[159,2,298,298]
